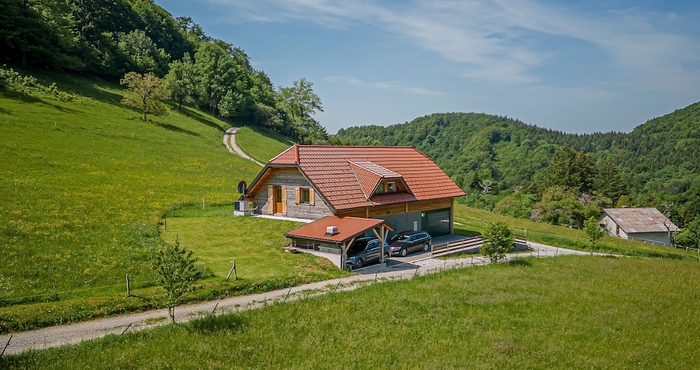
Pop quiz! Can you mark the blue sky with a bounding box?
[157,0,700,134]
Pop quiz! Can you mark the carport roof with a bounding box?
[285,215,393,244]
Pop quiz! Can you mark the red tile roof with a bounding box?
[285,215,391,243]
[268,145,465,211]
[603,208,680,233]
[348,161,382,199]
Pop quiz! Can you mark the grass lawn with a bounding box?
[161,206,345,281]
[235,126,294,163]
[4,256,700,369]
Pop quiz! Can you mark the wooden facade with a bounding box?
[248,168,333,220]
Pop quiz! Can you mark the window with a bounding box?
[387,181,396,192]
[295,187,315,205]
[375,183,385,193]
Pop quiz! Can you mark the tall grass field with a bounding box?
[3,256,699,369]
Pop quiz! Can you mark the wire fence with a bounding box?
[0,277,158,308]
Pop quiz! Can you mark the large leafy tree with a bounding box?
[153,237,202,323]
[193,41,235,116]
[120,71,168,121]
[117,29,170,75]
[163,52,196,110]
[278,78,327,143]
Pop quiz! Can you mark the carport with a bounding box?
[285,215,394,269]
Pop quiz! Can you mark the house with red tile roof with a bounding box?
[241,145,465,240]
[600,207,679,246]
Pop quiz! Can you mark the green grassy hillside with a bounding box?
[0,73,350,333]
[236,126,295,163]
[4,256,699,369]
[0,74,260,298]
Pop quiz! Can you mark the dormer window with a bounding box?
[387,181,396,192]
[376,183,385,193]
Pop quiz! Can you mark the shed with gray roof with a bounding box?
[600,208,679,246]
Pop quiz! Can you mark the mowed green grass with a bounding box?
[161,206,344,280]
[235,126,294,163]
[5,256,700,369]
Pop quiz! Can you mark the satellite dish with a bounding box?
[237,181,247,195]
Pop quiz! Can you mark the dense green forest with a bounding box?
[0,0,329,143]
[337,104,700,247]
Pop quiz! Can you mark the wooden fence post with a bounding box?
[226,260,237,280]
[126,274,130,296]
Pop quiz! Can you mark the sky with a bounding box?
[156,0,700,135]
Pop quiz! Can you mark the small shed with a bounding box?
[600,208,679,246]
[285,215,394,268]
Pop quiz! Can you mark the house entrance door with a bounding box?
[274,186,284,214]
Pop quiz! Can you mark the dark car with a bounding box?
[389,231,432,257]
[345,237,390,270]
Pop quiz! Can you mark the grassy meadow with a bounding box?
[235,126,294,163]
[454,206,699,260]
[0,73,339,333]
[4,255,700,369]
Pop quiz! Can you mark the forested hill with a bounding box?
[337,101,700,228]
[0,0,329,143]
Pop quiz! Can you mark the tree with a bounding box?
[120,71,167,121]
[594,159,628,205]
[675,217,700,250]
[546,145,595,194]
[153,237,202,323]
[117,29,170,75]
[193,42,235,116]
[583,216,604,250]
[163,52,196,110]
[481,221,515,263]
[278,78,327,143]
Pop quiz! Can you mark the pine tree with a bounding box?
[595,159,628,204]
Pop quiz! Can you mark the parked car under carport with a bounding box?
[345,237,390,270]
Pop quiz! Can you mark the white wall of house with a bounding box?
[627,232,672,246]
[601,214,622,237]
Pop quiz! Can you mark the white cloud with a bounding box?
[206,0,700,91]
[324,76,444,96]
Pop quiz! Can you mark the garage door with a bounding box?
[422,208,451,237]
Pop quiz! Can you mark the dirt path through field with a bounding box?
[223,127,264,166]
[0,243,597,356]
